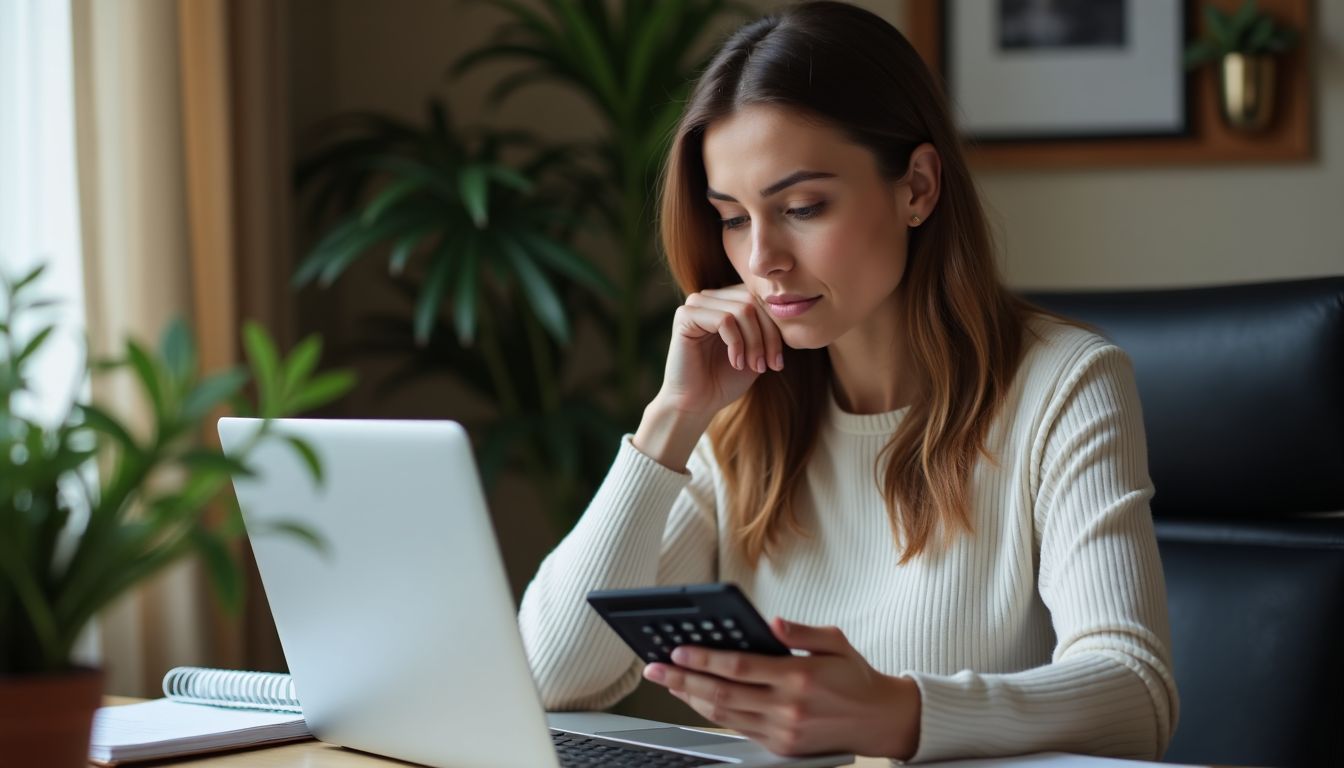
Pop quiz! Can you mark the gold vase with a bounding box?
[1219,53,1277,133]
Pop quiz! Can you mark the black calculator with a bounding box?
[586,583,791,664]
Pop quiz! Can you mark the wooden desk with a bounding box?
[100,698,888,767]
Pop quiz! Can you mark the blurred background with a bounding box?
[2,0,1340,725]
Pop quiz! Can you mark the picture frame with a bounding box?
[943,1,1189,143]
[903,0,1314,169]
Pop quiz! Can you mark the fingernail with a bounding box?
[754,356,765,373]
[774,353,784,370]
[645,664,665,682]
[736,354,744,370]
[671,647,690,665]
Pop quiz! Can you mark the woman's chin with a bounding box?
[780,326,833,351]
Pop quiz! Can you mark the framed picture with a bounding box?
[943,0,1188,142]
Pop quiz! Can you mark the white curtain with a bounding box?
[0,0,88,425]
[0,0,99,667]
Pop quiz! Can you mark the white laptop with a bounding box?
[218,417,852,768]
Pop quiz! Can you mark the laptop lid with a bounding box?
[218,417,559,768]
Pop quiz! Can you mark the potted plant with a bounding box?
[1185,0,1300,132]
[0,264,355,766]
[294,100,619,528]
[295,0,747,531]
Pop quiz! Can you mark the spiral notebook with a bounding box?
[89,667,311,765]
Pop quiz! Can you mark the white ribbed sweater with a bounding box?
[518,318,1179,763]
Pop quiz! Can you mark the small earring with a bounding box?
[910,215,922,225]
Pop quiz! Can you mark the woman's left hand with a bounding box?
[642,617,922,759]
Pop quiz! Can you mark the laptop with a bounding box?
[218,417,852,768]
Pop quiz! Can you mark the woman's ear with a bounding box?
[901,142,941,226]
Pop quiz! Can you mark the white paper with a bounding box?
[89,699,308,761]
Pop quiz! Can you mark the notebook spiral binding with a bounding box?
[162,666,303,714]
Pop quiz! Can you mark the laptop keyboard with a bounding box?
[552,731,721,766]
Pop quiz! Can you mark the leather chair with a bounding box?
[1028,277,1344,768]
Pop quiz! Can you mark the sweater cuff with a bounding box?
[597,434,693,514]
[901,670,991,763]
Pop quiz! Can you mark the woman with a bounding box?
[518,1,1178,761]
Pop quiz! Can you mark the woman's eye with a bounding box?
[721,215,748,231]
[788,202,825,220]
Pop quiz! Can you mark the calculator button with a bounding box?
[646,651,659,660]
[700,620,715,630]
[689,633,702,642]
[738,641,750,649]
[661,623,676,633]
[729,629,744,640]
[651,635,662,645]
[642,625,654,634]
[680,621,696,632]
[670,634,683,643]
[710,632,723,642]
[721,618,736,629]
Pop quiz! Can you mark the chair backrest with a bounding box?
[1028,277,1344,768]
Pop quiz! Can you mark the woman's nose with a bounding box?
[748,224,791,277]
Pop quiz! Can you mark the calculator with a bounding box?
[586,583,791,664]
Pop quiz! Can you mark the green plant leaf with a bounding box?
[361,176,425,224]
[1204,4,1234,49]
[414,241,458,346]
[500,236,569,344]
[76,404,138,453]
[12,263,46,293]
[459,165,490,228]
[388,233,422,276]
[191,526,243,613]
[182,367,249,423]
[283,434,324,484]
[485,166,534,194]
[242,323,282,418]
[16,325,55,366]
[180,448,255,478]
[124,340,165,422]
[160,318,196,382]
[1244,15,1273,52]
[514,230,614,296]
[284,371,356,415]
[281,336,322,398]
[251,519,329,557]
[453,237,481,346]
[1184,39,1221,70]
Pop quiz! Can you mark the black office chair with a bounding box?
[1028,277,1344,768]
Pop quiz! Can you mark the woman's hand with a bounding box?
[658,284,785,420]
[633,284,785,471]
[642,618,922,759]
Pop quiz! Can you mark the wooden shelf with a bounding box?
[903,0,1315,169]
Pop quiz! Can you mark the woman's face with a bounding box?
[702,104,926,351]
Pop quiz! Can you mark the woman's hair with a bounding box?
[657,0,1036,565]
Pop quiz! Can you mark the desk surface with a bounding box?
[101,697,889,767]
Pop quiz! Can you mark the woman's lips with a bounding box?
[765,296,821,318]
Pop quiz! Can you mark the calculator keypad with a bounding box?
[638,615,752,660]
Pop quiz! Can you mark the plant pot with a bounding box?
[0,666,104,768]
[1219,53,1277,133]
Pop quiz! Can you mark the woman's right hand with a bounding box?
[634,285,785,471]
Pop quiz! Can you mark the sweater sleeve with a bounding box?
[901,344,1179,763]
[518,434,720,710]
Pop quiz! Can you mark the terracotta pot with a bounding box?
[0,666,104,768]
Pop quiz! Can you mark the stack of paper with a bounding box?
[89,699,310,765]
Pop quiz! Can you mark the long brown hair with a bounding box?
[658,1,1034,565]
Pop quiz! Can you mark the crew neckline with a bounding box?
[826,385,910,435]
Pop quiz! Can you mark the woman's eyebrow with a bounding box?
[706,170,837,202]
